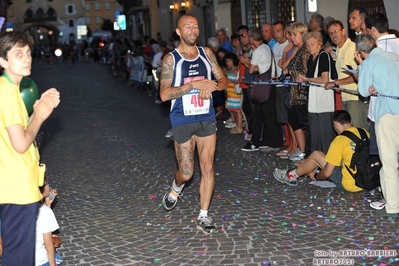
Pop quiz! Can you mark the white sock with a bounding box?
[199,210,208,218]
[172,180,184,192]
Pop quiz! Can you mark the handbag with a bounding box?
[308,51,335,113]
[250,54,275,104]
[233,72,242,95]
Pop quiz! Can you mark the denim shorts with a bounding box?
[327,166,348,193]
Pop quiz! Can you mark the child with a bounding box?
[0,31,60,265]
[223,52,244,134]
[36,180,61,266]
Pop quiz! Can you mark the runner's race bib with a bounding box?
[182,76,210,115]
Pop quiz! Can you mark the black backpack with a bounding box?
[341,128,381,190]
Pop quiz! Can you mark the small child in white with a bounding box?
[35,180,61,266]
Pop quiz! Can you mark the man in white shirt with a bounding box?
[239,27,283,152]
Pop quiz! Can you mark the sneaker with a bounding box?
[162,189,182,211]
[165,129,173,139]
[289,149,306,161]
[197,216,217,234]
[259,146,280,153]
[370,198,386,210]
[223,118,232,124]
[273,168,298,186]
[241,142,259,152]
[224,122,236,129]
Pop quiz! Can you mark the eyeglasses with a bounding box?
[328,29,342,36]
[239,33,247,38]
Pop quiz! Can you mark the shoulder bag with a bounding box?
[250,54,275,104]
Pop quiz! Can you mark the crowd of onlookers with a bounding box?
[204,8,399,218]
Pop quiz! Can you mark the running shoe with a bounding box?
[273,168,298,186]
[370,198,386,210]
[197,216,217,234]
[162,189,182,211]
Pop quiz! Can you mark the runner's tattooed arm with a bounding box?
[159,53,194,101]
[204,47,229,91]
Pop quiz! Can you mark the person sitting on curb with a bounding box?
[273,110,366,193]
[36,180,62,266]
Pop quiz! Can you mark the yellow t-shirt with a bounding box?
[325,127,369,192]
[335,38,359,102]
[0,75,42,204]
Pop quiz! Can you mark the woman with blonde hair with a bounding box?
[284,22,311,163]
[296,31,337,153]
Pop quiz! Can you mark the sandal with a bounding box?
[276,149,289,156]
[229,127,243,134]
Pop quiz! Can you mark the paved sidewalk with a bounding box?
[3,61,398,266]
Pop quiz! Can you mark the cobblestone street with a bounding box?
[5,60,398,266]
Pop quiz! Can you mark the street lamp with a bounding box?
[169,4,177,12]
[181,1,187,9]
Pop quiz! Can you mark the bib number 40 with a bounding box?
[191,94,204,107]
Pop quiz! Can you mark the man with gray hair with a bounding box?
[356,34,399,218]
[309,13,329,46]
[216,28,233,53]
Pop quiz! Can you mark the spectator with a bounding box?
[237,26,254,139]
[207,37,226,119]
[348,7,368,39]
[356,34,399,217]
[261,23,276,50]
[285,22,311,162]
[239,27,283,152]
[296,31,337,153]
[223,52,244,134]
[323,16,336,55]
[324,20,369,131]
[150,43,163,104]
[0,31,60,265]
[272,21,294,158]
[230,33,242,55]
[35,180,61,266]
[274,110,365,192]
[364,13,399,211]
[216,28,234,53]
[308,13,329,46]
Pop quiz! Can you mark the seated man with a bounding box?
[273,110,365,193]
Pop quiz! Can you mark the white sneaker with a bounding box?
[223,118,232,124]
[197,216,217,234]
[224,122,236,129]
[289,148,305,161]
[370,198,386,210]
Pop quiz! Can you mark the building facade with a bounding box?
[135,0,398,47]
